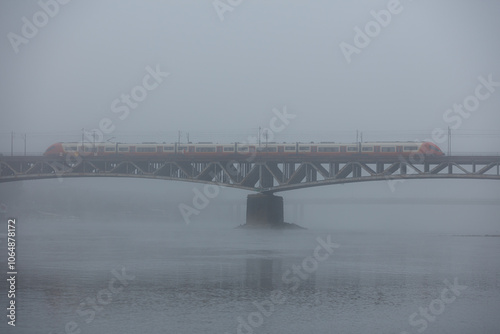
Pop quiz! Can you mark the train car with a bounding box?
[43,141,444,157]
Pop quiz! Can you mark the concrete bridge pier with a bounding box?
[244,193,303,229]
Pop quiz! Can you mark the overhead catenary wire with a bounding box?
[0,129,499,155]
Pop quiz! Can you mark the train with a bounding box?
[43,141,444,157]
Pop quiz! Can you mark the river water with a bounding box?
[0,215,499,334]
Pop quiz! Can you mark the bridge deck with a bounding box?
[1,155,499,162]
[1,155,499,192]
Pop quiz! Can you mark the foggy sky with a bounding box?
[0,0,499,229]
[1,0,500,153]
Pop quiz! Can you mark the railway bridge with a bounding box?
[1,154,499,227]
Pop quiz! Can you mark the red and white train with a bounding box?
[44,141,444,157]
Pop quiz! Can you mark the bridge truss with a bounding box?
[1,155,499,192]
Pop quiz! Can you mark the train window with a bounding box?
[105,147,115,152]
[196,147,216,152]
[403,146,418,151]
[429,146,441,152]
[285,146,295,151]
[137,147,156,152]
[118,147,129,152]
[238,147,249,152]
[163,146,174,151]
[347,146,358,152]
[362,147,373,152]
[178,146,187,151]
[299,146,310,151]
[258,147,277,152]
[318,147,339,152]
[381,147,396,152]
[223,147,234,152]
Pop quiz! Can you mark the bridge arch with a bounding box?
[1,156,499,193]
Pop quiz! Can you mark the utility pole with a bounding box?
[258,127,261,147]
[356,130,358,143]
[23,134,26,156]
[178,130,181,144]
[93,130,96,154]
[81,128,85,153]
[10,131,13,156]
[447,127,451,156]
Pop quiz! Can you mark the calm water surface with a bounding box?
[1,216,499,334]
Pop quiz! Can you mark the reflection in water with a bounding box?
[1,218,500,334]
[245,258,277,290]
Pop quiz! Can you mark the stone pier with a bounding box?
[244,193,303,229]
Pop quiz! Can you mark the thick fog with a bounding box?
[1,0,500,154]
[1,0,499,225]
[1,2,500,334]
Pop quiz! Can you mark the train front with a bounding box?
[421,142,444,156]
[43,143,64,156]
